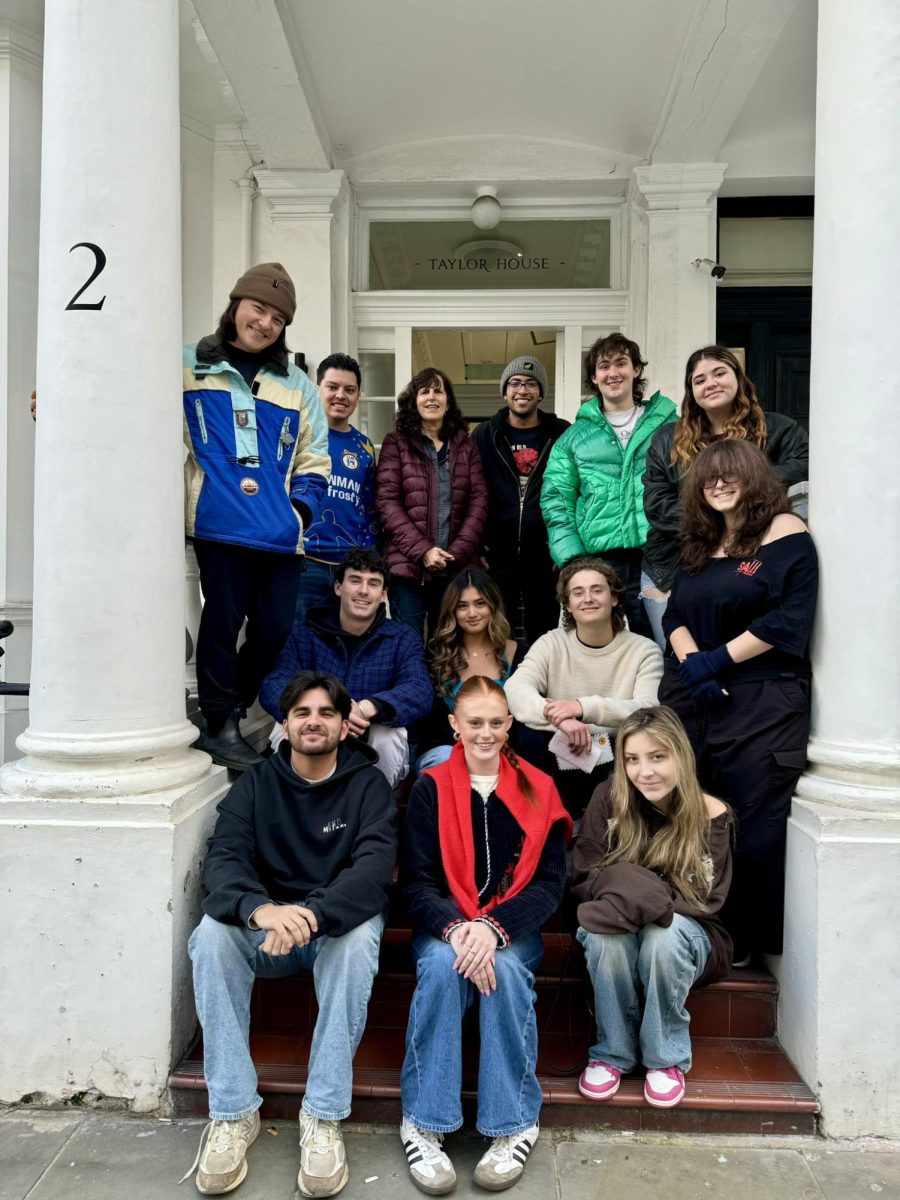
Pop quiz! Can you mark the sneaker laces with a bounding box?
[405,1125,448,1167]
[301,1117,339,1156]
[178,1117,253,1184]
[483,1134,517,1165]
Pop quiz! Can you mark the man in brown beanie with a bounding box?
[183,263,331,770]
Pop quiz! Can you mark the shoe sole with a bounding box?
[578,1078,620,1102]
[296,1160,349,1198]
[196,1119,260,1194]
[407,1170,457,1196]
[643,1088,685,1109]
[472,1164,525,1192]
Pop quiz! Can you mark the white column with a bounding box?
[631,164,726,403]
[778,0,900,1139]
[0,0,226,1111]
[253,168,348,371]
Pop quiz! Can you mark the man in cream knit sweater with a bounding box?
[506,555,663,816]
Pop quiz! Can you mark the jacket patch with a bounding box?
[736,559,762,577]
[236,410,250,428]
[240,477,260,496]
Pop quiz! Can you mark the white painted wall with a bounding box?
[180,123,215,343]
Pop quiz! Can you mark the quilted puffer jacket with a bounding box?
[375,428,488,580]
[540,391,676,566]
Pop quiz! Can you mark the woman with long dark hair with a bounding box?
[416,568,522,772]
[375,368,488,638]
[658,439,818,964]
[641,346,808,647]
[572,706,732,1109]
[398,676,571,1194]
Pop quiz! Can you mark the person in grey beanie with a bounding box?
[472,356,569,646]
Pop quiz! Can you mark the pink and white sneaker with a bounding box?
[578,1060,622,1101]
[644,1066,685,1108]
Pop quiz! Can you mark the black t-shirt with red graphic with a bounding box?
[662,532,818,681]
[505,424,552,501]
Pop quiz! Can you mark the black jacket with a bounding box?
[472,407,570,572]
[642,411,809,591]
[201,738,397,937]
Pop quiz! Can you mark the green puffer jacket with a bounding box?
[541,391,676,565]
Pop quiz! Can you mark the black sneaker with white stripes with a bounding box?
[399,1116,456,1195]
[473,1124,539,1191]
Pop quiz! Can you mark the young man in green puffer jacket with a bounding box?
[540,334,676,637]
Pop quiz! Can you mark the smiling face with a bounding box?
[564,569,617,631]
[282,687,349,762]
[415,376,449,426]
[319,368,360,430]
[622,730,677,811]
[701,471,744,520]
[335,568,386,628]
[231,298,286,353]
[690,357,739,421]
[455,586,493,637]
[504,374,542,420]
[592,351,641,410]
[449,691,513,772]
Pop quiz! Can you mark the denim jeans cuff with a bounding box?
[402,1112,464,1135]
[208,1097,263,1122]
[301,1098,352,1122]
[476,1116,540,1138]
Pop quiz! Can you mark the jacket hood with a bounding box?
[270,734,379,789]
[306,600,389,640]
[486,406,570,436]
[194,332,289,377]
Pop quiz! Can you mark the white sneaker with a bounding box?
[400,1116,456,1195]
[180,1110,260,1194]
[297,1111,348,1197]
[473,1124,539,1191]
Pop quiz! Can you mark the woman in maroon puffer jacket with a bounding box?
[376,367,488,638]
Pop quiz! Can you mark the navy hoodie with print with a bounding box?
[201,737,397,937]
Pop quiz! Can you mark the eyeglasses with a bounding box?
[507,379,540,392]
[702,473,741,490]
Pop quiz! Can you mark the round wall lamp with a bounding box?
[471,187,501,230]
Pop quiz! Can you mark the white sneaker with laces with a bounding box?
[400,1117,456,1195]
[473,1123,539,1191]
[297,1111,348,1197]
[179,1110,260,1194]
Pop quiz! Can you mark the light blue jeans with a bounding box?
[189,911,384,1121]
[639,570,669,651]
[401,933,544,1137]
[577,914,710,1073]
[415,743,453,774]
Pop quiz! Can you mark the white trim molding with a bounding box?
[352,289,628,330]
[633,163,728,211]
[0,22,43,72]
[254,168,346,222]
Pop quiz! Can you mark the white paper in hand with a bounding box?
[548,727,614,773]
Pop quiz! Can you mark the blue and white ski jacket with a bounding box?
[183,336,330,554]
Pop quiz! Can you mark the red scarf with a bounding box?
[425,743,573,920]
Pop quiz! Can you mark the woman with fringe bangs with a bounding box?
[641,346,808,647]
[398,676,572,1194]
[572,705,733,1111]
[415,568,522,773]
[658,439,818,967]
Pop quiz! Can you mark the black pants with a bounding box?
[193,538,303,727]
[659,668,810,956]
[599,547,653,640]
[492,562,562,649]
[516,725,613,821]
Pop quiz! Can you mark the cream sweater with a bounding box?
[505,627,663,732]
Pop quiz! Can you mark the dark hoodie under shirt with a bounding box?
[201,738,397,937]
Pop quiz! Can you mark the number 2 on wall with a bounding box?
[65,242,107,311]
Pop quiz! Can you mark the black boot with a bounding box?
[195,714,264,772]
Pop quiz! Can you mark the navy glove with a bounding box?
[679,645,732,688]
[691,678,729,704]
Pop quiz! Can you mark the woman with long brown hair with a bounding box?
[641,346,808,647]
[398,676,572,1193]
[658,439,818,966]
[572,706,732,1109]
[416,568,521,773]
[375,367,488,638]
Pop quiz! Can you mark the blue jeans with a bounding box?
[577,914,710,1073]
[189,912,384,1121]
[296,558,340,623]
[415,743,453,774]
[401,933,544,1137]
[639,569,669,652]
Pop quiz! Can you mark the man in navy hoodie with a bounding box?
[185,671,396,1198]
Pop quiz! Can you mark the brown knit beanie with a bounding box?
[229,262,296,324]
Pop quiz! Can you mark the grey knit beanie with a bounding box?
[500,355,547,399]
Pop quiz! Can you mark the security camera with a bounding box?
[691,257,727,280]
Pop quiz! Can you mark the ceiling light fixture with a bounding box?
[471,187,501,230]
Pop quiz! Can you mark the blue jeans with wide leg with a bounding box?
[400,932,544,1137]
[577,914,710,1073]
[189,912,384,1121]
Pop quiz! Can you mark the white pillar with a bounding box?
[0,0,226,1111]
[631,164,726,403]
[253,168,348,370]
[0,24,41,761]
[778,0,900,1138]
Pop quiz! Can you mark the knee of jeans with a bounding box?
[578,928,631,973]
[188,914,247,962]
[492,949,533,989]
[330,913,384,965]
[416,938,457,981]
[637,922,684,972]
